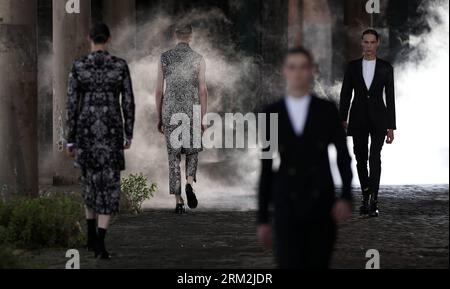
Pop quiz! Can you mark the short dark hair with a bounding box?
[89,22,111,44]
[362,29,379,41]
[175,23,193,38]
[285,46,314,66]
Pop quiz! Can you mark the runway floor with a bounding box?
[25,185,449,269]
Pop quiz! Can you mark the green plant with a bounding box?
[121,173,156,214]
[0,195,85,249]
[0,245,23,269]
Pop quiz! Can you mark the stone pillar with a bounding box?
[288,0,302,47]
[0,0,38,196]
[259,0,289,104]
[38,0,53,185]
[344,0,371,60]
[302,0,333,84]
[52,0,91,185]
[102,0,136,59]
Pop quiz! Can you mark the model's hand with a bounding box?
[257,224,273,248]
[342,121,348,130]
[386,129,395,144]
[66,146,75,158]
[124,139,132,150]
[332,200,352,223]
[157,119,164,134]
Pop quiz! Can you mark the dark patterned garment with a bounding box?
[80,168,121,215]
[161,43,203,195]
[66,50,135,214]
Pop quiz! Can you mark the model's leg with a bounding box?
[352,133,370,214]
[274,220,307,269]
[186,153,198,184]
[168,152,185,213]
[94,168,120,259]
[305,218,337,268]
[368,131,386,216]
[96,214,111,258]
[85,207,97,251]
[81,169,97,251]
[185,153,199,209]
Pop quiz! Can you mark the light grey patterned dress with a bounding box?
[161,43,203,195]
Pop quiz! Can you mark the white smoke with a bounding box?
[117,9,262,210]
[381,1,449,185]
[122,2,449,211]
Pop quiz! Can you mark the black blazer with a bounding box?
[339,58,396,135]
[257,95,353,224]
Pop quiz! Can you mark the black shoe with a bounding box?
[359,203,369,215]
[95,249,111,260]
[185,184,198,209]
[175,203,186,214]
[94,228,111,260]
[85,240,96,252]
[369,201,379,217]
[359,190,370,215]
[86,219,97,252]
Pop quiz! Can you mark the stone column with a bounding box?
[102,0,136,59]
[38,0,53,185]
[0,0,38,196]
[302,0,333,84]
[52,0,91,185]
[288,0,302,47]
[259,0,289,104]
[344,0,371,60]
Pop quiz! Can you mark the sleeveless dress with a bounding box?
[161,42,203,155]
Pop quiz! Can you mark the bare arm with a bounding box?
[121,62,135,143]
[199,58,208,122]
[155,60,164,122]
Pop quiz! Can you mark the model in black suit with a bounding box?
[257,47,353,269]
[340,29,396,217]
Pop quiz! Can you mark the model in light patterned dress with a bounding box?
[155,24,208,214]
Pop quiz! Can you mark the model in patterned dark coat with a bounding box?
[66,49,135,214]
[65,23,135,259]
[155,24,208,214]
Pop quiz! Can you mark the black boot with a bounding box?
[185,184,198,209]
[369,195,379,217]
[95,228,111,259]
[86,219,97,252]
[359,188,370,215]
[175,203,186,214]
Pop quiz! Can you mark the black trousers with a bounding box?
[352,130,386,201]
[274,218,336,269]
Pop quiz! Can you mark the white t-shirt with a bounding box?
[362,58,376,90]
[284,94,312,136]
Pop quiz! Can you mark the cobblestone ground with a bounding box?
[25,185,448,269]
